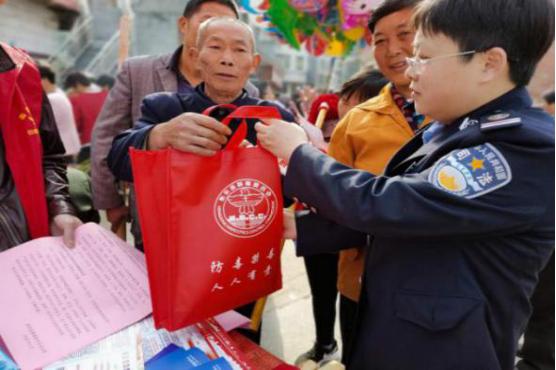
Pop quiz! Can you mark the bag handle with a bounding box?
[203,105,283,150]
[221,105,283,149]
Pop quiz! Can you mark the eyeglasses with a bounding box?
[405,50,477,75]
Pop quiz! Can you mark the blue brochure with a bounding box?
[146,343,181,364]
[194,358,233,370]
[145,345,210,370]
[0,348,18,370]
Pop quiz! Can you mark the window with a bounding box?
[281,55,291,70]
[296,56,304,70]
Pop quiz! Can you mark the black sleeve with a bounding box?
[295,212,368,256]
[108,93,183,182]
[39,92,76,217]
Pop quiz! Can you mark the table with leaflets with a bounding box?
[0,224,292,370]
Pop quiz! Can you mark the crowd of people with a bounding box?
[0,0,554,369]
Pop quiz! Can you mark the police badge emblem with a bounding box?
[429,144,512,199]
[214,178,278,238]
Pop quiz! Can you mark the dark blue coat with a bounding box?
[287,88,555,370]
[108,84,294,182]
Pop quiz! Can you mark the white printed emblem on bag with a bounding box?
[214,178,278,238]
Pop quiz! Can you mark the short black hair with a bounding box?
[368,0,421,33]
[340,68,389,102]
[38,64,56,84]
[64,71,91,89]
[96,74,115,89]
[543,90,555,105]
[182,0,239,19]
[413,0,555,87]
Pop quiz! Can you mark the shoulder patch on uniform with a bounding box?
[480,111,522,132]
[428,144,512,199]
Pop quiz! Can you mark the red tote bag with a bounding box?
[131,106,283,330]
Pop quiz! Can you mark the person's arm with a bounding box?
[290,112,366,256]
[294,212,368,256]
[90,59,134,212]
[107,93,231,182]
[107,119,154,182]
[256,118,552,240]
[284,142,550,239]
[39,93,81,246]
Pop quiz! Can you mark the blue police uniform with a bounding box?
[286,87,555,370]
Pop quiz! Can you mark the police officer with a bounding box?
[255,0,554,368]
[516,90,556,370]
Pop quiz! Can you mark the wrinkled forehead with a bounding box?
[198,19,256,51]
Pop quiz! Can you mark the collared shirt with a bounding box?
[168,46,196,95]
[391,84,425,132]
[422,122,444,144]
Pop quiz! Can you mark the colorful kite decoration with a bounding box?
[240,0,380,56]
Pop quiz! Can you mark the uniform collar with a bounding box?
[460,87,531,122]
[388,89,530,175]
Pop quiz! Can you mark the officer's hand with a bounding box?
[255,119,308,163]
[50,214,82,248]
[283,209,297,240]
[148,112,232,156]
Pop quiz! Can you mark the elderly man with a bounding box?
[107,17,293,343]
[108,17,293,180]
[91,0,258,244]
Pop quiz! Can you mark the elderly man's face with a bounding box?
[196,21,260,98]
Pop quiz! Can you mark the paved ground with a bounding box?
[260,241,342,364]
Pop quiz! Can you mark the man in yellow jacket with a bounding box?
[326,0,430,362]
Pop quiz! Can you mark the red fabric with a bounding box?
[0,43,49,239]
[196,320,252,367]
[69,90,108,144]
[228,331,291,369]
[130,105,284,331]
[307,94,339,124]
